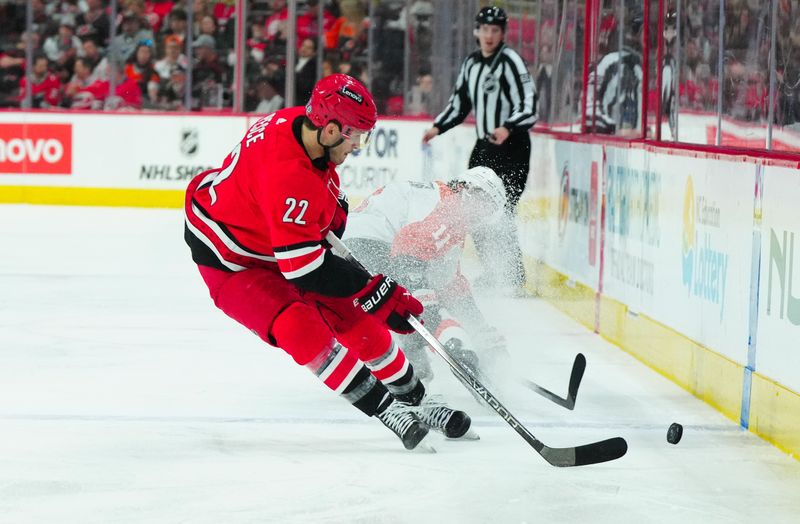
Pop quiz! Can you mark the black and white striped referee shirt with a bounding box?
[433,43,537,140]
[584,47,643,134]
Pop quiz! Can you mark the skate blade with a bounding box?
[412,441,437,453]
[447,428,480,441]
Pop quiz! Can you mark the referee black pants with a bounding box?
[468,131,531,288]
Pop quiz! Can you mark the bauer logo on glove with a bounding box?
[353,275,423,334]
[355,277,395,312]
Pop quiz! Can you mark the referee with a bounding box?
[422,5,537,292]
[584,7,644,136]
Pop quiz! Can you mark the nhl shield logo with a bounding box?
[482,73,498,93]
[180,128,199,156]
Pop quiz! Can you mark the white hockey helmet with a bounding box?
[450,166,507,222]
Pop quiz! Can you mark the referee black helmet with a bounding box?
[475,6,507,30]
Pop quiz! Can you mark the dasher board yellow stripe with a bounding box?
[528,256,800,461]
[0,186,185,208]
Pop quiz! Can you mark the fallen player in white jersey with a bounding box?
[342,166,510,384]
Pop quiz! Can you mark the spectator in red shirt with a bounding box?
[65,68,145,111]
[211,0,235,27]
[264,0,288,42]
[143,0,174,34]
[65,56,105,108]
[113,71,144,110]
[19,54,63,108]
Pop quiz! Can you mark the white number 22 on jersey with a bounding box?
[282,197,309,225]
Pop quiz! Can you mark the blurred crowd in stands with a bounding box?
[1,0,223,110]
[0,0,439,114]
[658,0,800,129]
[2,0,799,135]
[670,0,800,128]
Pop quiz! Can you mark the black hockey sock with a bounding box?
[342,367,394,417]
[393,376,425,406]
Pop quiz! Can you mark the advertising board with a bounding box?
[756,165,800,392]
[0,123,72,175]
[602,146,754,365]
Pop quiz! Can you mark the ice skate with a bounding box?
[415,395,476,440]
[377,399,430,450]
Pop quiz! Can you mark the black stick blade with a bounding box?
[542,437,628,467]
[519,352,587,410]
[566,353,587,408]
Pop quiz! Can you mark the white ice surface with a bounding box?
[1,205,799,524]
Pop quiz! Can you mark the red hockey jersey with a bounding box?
[19,73,62,108]
[185,106,342,281]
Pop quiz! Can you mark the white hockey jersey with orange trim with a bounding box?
[344,180,469,290]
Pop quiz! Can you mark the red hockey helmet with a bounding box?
[306,74,377,148]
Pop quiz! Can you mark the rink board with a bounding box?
[0,111,474,206]
[528,133,800,460]
[1,111,799,459]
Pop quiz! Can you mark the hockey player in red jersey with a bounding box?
[342,167,510,384]
[184,74,471,450]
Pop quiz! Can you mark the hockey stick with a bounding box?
[326,232,627,467]
[519,353,586,410]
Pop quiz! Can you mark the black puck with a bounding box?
[667,422,683,444]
